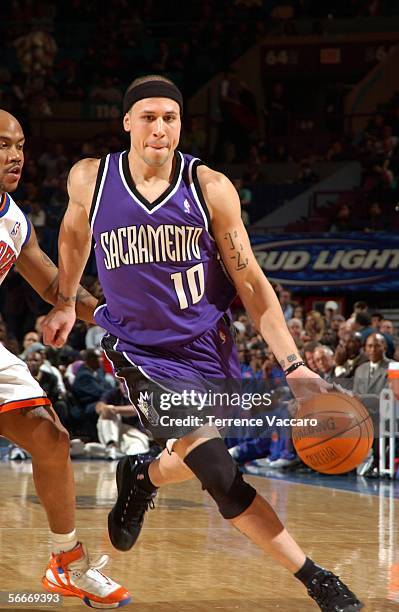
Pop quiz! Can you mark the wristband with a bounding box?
[284,361,306,376]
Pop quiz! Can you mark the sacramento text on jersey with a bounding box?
[99,224,203,269]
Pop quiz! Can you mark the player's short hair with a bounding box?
[125,74,176,96]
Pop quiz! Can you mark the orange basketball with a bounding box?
[292,392,374,474]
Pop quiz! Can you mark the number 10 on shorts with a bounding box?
[171,263,205,309]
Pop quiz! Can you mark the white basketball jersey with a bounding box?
[0,192,30,286]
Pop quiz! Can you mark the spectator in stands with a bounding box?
[323,300,339,326]
[287,317,304,346]
[245,348,266,391]
[333,343,347,377]
[329,203,357,232]
[330,313,345,335]
[26,342,66,395]
[302,340,321,372]
[72,349,112,440]
[347,300,369,326]
[262,349,285,388]
[341,334,367,377]
[95,383,150,460]
[278,287,294,321]
[85,323,106,350]
[371,312,383,329]
[362,201,387,232]
[320,310,344,348]
[353,312,374,342]
[377,318,396,358]
[304,310,325,342]
[313,345,336,382]
[353,333,389,395]
[380,319,396,338]
[293,304,305,324]
[19,330,40,359]
[25,350,71,432]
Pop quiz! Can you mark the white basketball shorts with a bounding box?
[0,343,50,414]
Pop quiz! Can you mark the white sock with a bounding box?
[51,529,78,555]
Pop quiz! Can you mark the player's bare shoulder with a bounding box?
[196,164,238,218]
[67,158,100,213]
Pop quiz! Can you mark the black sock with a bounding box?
[134,460,158,493]
[294,558,323,586]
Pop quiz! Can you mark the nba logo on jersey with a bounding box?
[10,221,21,237]
[183,199,190,213]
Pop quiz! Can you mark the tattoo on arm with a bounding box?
[279,354,298,369]
[42,274,59,301]
[224,231,248,271]
[58,292,77,304]
[41,252,57,268]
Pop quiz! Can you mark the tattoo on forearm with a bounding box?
[279,354,298,369]
[58,292,77,304]
[42,274,58,300]
[41,252,56,268]
[224,230,248,271]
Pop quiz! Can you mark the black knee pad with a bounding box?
[184,437,256,519]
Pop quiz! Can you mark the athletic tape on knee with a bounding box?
[183,437,256,519]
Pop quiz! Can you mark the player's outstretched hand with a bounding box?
[285,364,332,404]
[42,306,76,348]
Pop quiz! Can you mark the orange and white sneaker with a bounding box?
[42,542,131,608]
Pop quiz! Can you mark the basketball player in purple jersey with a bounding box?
[0,110,130,608]
[43,77,363,611]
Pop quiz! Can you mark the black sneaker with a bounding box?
[307,569,364,611]
[108,456,157,551]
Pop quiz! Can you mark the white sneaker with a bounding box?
[252,457,272,467]
[84,443,107,458]
[42,542,131,608]
[70,439,85,458]
[268,457,297,469]
[9,445,29,460]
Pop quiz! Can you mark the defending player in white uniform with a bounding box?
[0,109,131,609]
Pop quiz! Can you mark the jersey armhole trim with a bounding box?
[190,159,214,238]
[22,213,31,247]
[89,155,110,230]
[0,193,10,218]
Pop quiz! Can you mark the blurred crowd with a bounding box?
[1,279,397,479]
[227,287,396,477]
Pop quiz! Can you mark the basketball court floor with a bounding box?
[0,460,398,611]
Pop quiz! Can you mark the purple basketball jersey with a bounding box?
[90,151,236,347]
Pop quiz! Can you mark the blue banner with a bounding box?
[250,233,399,292]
